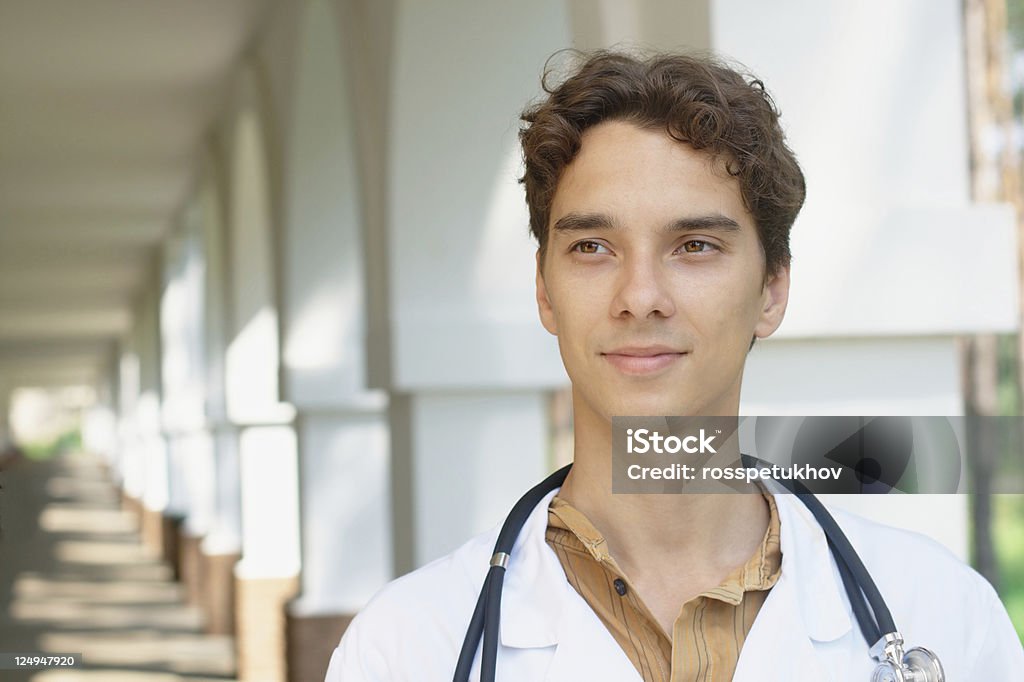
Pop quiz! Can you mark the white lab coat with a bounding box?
[325,487,1024,680]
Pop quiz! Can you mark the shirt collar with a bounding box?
[499,482,853,648]
[547,489,783,605]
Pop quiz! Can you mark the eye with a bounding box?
[679,239,716,254]
[571,240,610,255]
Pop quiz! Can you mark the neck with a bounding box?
[558,392,769,585]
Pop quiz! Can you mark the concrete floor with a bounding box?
[0,451,236,681]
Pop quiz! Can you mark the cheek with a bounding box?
[547,282,593,358]
[692,283,763,348]
[554,280,599,331]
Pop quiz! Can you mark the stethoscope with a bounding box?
[454,460,945,682]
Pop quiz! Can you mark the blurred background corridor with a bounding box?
[1,0,1023,680]
[0,451,235,681]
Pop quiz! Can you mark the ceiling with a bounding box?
[0,0,269,389]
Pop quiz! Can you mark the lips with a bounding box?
[602,346,687,375]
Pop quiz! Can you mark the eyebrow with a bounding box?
[551,212,742,234]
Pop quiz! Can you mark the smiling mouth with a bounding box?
[601,350,687,375]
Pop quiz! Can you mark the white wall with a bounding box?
[742,337,963,415]
[713,0,1012,559]
[712,0,1017,339]
[388,0,571,390]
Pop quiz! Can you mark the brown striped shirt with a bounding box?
[545,490,782,681]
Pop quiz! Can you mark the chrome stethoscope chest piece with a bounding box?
[901,647,945,682]
[871,660,905,682]
[870,634,945,682]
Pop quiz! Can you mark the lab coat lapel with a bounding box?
[732,570,834,680]
[542,588,644,681]
[734,490,855,680]
[497,485,857,680]
[498,487,641,679]
[499,488,565,648]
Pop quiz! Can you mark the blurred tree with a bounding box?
[964,0,1023,588]
[998,0,1024,636]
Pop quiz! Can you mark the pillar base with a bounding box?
[140,507,163,559]
[121,491,142,529]
[140,508,183,579]
[201,551,239,635]
[179,531,203,606]
[285,611,354,682]
[161,514,183,580]
[235,574,299,682]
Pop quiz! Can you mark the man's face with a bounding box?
[535,120,789,421]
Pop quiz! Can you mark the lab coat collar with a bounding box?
[768,486,853,642]
[498,483,853,650]
[499,487,641,679]
[499,488,566,648]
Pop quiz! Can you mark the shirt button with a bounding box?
[613,578,627,596]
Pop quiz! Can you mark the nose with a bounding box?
[609,254,676,320]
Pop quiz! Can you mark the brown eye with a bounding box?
[573,240,606,254]
[682,240,709,253]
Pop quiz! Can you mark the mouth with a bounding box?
[601,346,687,376]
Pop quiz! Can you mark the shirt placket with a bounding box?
[597,556,673,682]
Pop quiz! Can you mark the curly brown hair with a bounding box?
[520,50,805,276]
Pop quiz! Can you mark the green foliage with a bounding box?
[1010,0,1024,120]
[997,335,1021,415]
[991,335,1024,638]
[1009,0,1024,50]
[994,493,1024,640]
[19,428,82,460]
[1003,0,1024,634]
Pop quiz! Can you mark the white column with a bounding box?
[225,66,299,582]
[160,228,190,520]
[198,154,243,559]
[278,0,390,618]
[134,280,170,518]
[204,423,242,556]
[161,194,220,538]
[117,340,145,501]
[388,0,572,572]
[82,373,118,468]
[222,66,301,682]
[234,426,300,579]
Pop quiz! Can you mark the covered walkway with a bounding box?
[0,2,1018,680]
[0,453,235,682]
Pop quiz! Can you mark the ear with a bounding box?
[753,264,790,339]
[535,250,558,336]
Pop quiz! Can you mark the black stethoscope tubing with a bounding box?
[454,464,571,681]
[453,460,899,682]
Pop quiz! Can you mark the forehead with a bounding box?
[550,120,750,229]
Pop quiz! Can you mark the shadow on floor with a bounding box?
[0,452,236,682]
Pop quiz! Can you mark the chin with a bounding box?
[606,395,697,418]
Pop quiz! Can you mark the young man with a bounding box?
[326,51,1023,681]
